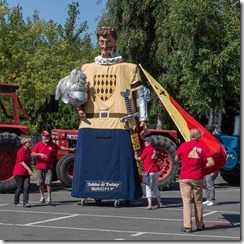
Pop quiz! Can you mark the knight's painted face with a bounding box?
[98,35,117,58]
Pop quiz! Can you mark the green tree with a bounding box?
[0,1,96,132]
[156,0,240,117]
[102,0,240,132]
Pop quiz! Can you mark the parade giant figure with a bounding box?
[56,26,150,202]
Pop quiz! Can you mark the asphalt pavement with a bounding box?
[0,174,240,241]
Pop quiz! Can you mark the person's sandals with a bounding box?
[197,224,205,231]
[156,203,164,208]
[145,206,152,210]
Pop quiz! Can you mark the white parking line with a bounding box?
[0,223,14,226]
[0,208,239,224]
[0,205,240,213]
[0,204,8,207]
[0,207,240,240]
[25,214,80,226]
[203,211,218,217]
[12,224,240,240]
[131,232,146,236]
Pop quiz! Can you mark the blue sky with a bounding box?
[6,0,107,44]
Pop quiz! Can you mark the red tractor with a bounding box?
[0,83,30,192]
[52,127,180,191]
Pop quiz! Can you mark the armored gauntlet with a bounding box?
[56,68,88,108]
[134,87,150,122]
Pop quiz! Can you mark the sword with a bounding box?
[120,89,144,178]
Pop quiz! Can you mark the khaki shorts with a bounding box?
[36,169,53,186]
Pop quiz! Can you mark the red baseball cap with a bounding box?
[41,130,50,136]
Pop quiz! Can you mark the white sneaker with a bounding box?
[46,197,52,204]
[203,200,210,205]
[39,198,45,203]
[206,201,215,206]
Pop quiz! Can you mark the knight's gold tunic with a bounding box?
[80,62,142,129]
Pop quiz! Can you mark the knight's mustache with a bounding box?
[102,48,114,58]
[104,47,114,52]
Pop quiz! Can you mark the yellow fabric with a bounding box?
[79,62,142,129]
[139,64,190,141]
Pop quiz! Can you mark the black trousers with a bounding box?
[14,175,30,204]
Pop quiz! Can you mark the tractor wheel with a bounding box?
[55,153,74,187]
[0,132,21,192]
[152,135,179,191]
[220,171,240,185]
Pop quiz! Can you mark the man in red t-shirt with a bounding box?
[32,130,75,204]
[175,128,214,233]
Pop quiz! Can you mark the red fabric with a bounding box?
[140,144,160,173]
[13,146,31,176]
[170,96,226,176]
[176,139,212,179]
[32,141,60,169]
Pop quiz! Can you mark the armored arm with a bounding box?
[134,86,150,122]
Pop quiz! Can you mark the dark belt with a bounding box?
[86,112,127,119]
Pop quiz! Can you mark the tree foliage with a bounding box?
[102,0,240,133]
[0,0,97,133]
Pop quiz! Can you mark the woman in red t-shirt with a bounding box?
[135,137,163,210]
[13,136,33,207]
